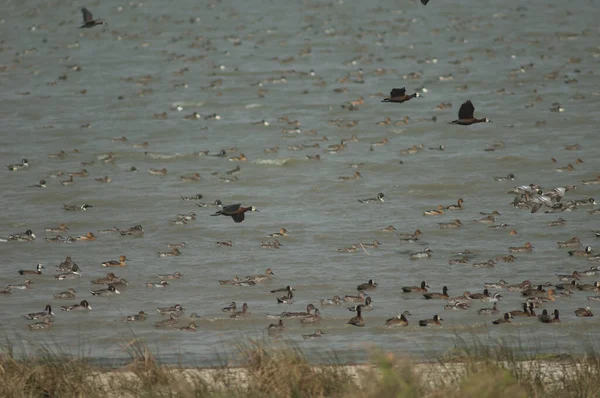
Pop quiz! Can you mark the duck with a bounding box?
[155,314,178,328]
[521,285,547,297]
[557,237,581,248]
[228,153,247,162]
[53,288,76,299]
[509,303,532,317]
[547,218,566,227]
[338,171,362,181]
[410,248,433,260]
[483,280,508,289]
[18,263,44,275]
[382,87,420,103]
[157,248,181,257]
[6,229,36,242]
[267,319,285,336]
[439,219,463,229]
[73,232,96,241]
[496,255,517,263]
[450,100,490,125]
[30,179,47,188]
[230,303,249,318]
[539,309,560,323]
[28,317,53,330]
[91,272,118,285]
[7,158,29,171]
[348,296,373,312]
[216,241,233,247]
[8,280,33,290]
[302,329,326,339]
[276,287,294,304]
[267,228,288,237]
[211,203,259,223]
[245,268,274,283]
[402,281,429,293]
[448,257,470,265]
[22,305,54,320]
[344,291,368,302]
[492,313,512,325]
[385,311,411,326]
[126,311,148,321]
[300,308,322,324]
[419,315,443,327]
[473,260,496,269]
[178,323,197,332]
[221,302,237,312]
[575,307,594,317]
[477,302,499,315]
[149,168,168,176]
[270,285,294,294]
[556,271,581,282]
[447,291,473,306]
[423,205,444,216]
[157,304,185,316]
[0,287,11,296]
[146,280,169,288]
[443,198,464,210]
[280,304,316,319]
[506,280,532,292]
[158,272,182,280]
[45,224,68,233]
[488,222,510,229]
[357,279,378,291]
[347,305,364,327]
[423,286,449,300]
[320,296,342,306]
[61,300,92,311]
[576,281,600,291]
[90,285,120,297]
[63,204,93,211]
[473,215,495,224]
[397,229,421,240]
[494,174,516,182]
[101,255,127,267]
[180,173,201,182]
[569,247,594,257]
[181,194,203,201]
[79,7,105,28]
[119,224,144,236]
[469,289,491,300]
[509,242,534,253]
[358,193,385,203]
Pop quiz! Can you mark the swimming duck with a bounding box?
[221,302,237,312]
[91,272,118,285]
[245,268,274,283]
[211,203,259,223]
[218,276,244,286]
[280,304,316,319]
[8,280,33,290]
[348,296,373,312]
[157,304,184,316]
[63,204,93,211]
[178,323,197,332]
[382,87,420,103]
[484,280,508,289]
[547,218,566,227]
[496,255,517,263]
[157,248,181,257]
[300,308,322,324]
[90,285,120,297]
[419,315,443,327]
[45,224,68,233]
[270,285,294,294]
[447,291,473,306]
[439,219,463,229]
[347,306,365,327]
[557,237,581,248]
[380,225,397,233]
[575,307,593,317]
[101,255,127,267]
[28,317,53,330]
[119,224,144,236]
[579,266,599,276]
[477,302,499,315]
[398,229,422,241]
[268,228,288,237]
[410,248,433,260]
[402,281,429,293]
[18,263,44,275]
[302,329,326,339]
[53,288,76,299]
[180,173,201,182]
[423,286,449,300]
[344,291,367,302]
[276,287,294,304]
[473,215,495,224]
[0,287,11,295]
[443,199,464,210]
[181,194,203,201]
[385,311,411,326]
[261,239,282,249]
[358,193,385,204]
[61,300,92,311]
[488,222,510,229]
[126,311,148,321]
[155,314,177,328]
[73,232,96,241]
[22,305,54,320]
[423,205,444,216]
[338,171,362,181]
[54,263,82,279]
[216,241,233,247]
[80,7,105,28]
[521,284,547,297]
[509,303,531,317]
[357,279,378,291]
[267,319,284,336]
[469,289,491,300]
[450,100,490,125]
[30,179,47,188]
[569,247,594,257]
[146,280,169,288]
[492,313,512,325]
[7,158,29,171]
[149,168,168,176]
[539,309,560,323]
[494,174,516,182]
[506,280,532,292]
[473,260,496,269]
[158,272,182,280]
[509,242,534,253]
[556,271,581,282]
[582,176,600,185]
[229,153,247,162]
[448,257,470,265]
[230,303,249,318]
[6,229,36,242]
[320,296,342,306]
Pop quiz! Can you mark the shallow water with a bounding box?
[1,0,599,365]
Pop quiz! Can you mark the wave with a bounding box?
[252,158,294,166]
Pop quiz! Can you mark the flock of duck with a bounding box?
[1,2,599,353]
